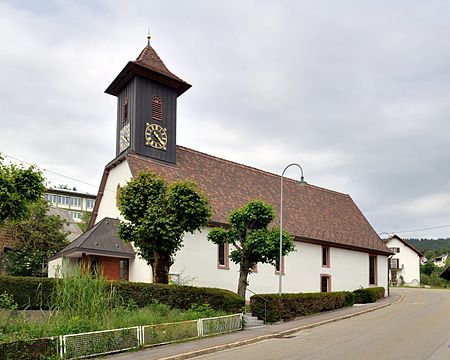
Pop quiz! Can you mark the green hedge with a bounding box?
[250,287,385,323]
[0,276,244,313]
[353,287,385,304]
[250,291,354,323]
[0,276,54,310]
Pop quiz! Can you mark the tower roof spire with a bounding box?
[147,28,151,47]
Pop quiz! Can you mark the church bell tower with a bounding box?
[105,33,191,164]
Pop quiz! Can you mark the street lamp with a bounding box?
[279,163,305,295]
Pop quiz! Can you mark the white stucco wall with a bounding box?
[387,238,421,286]
[167,228,389,298]
[95,161,133,223]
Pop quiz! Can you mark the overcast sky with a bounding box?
[1,0,450,239]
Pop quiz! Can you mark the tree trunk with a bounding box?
[237,260,250,297]
[153,251,170,284]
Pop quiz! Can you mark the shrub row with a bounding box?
[0,276,244,313]
[250,287,385,323]
[353,287,385,304]
[250,291,354,323]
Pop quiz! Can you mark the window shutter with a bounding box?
[152,96,163,120]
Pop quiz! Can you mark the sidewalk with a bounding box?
[107,291,403,360]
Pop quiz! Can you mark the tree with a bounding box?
[0,157,45,224]
[78,211,92,233]
[2,200,69,276]
[207,200,295,297]
[118,172,211,284]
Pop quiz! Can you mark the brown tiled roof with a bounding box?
[121,146,389,255]
[50,217,135,260]
[133,46,184,83]
[105,45,191,96]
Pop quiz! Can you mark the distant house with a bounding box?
[432,254,449,268]
[47,207,83,242]
[384,235,423,286]
[44,187,96,223]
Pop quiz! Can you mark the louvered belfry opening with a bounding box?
[152,96,163,120]
[123,96,129,123]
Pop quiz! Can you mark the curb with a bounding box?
[159,294,405,360]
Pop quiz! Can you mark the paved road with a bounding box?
[194,289,450,360]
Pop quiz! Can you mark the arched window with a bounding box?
[116,184,121,208]
[152,96,162,120]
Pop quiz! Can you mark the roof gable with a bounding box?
[105,45,191,96]
[51,217,134,260]
[122,146,389,255]
[385,235,424,257]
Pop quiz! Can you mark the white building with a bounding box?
[49,40,391,298]
[384,235,423,286]
[44,188,96,222]
[432,254,449,268]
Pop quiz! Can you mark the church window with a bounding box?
[123,96,129,123]
[116,185,121,208]
[320,274,331,292]
[369,254,377,286]
[322,246,330,267]
[218,242,229,269]
[152,96,163,120]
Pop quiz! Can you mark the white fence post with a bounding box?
[197,318,203,338]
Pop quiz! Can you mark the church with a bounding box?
[49,37,391,297]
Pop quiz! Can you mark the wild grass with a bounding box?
[0,266,227,343]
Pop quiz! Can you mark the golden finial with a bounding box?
[147,28,151,46]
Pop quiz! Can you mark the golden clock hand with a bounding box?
[152,131,163,143]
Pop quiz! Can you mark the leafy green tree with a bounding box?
[207,200,295,297]
[2,200,69,276]
[421,261,435,276]
[118,172,211,284]
[0,157,45,224]
[78,211,92,233]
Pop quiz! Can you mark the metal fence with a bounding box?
[4,313,243,359]
[61,326,140,359]
[200,313,243,337]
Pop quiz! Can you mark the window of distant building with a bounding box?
[87,199,95,209]
[369,254,377,286]
[322,246,330,267]
[390,258,400,269]
[320,274,331,292]
[71,197,81,207]
[389,247,400,253]
[152,96,163,120]
[217,242,229,269]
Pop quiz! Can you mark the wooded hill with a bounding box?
[405,238,450,258]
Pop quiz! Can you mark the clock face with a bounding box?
[119,123,130,153]
[145,123,168,150]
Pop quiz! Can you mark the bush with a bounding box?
[0,276,54,310]
[112,282,244,313]
[250,291,354,323]
[0,276,244,313]
[353,287,385,304]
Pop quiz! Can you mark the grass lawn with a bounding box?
[0,302,227,343]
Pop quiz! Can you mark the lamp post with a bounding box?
[279,163,305,295]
